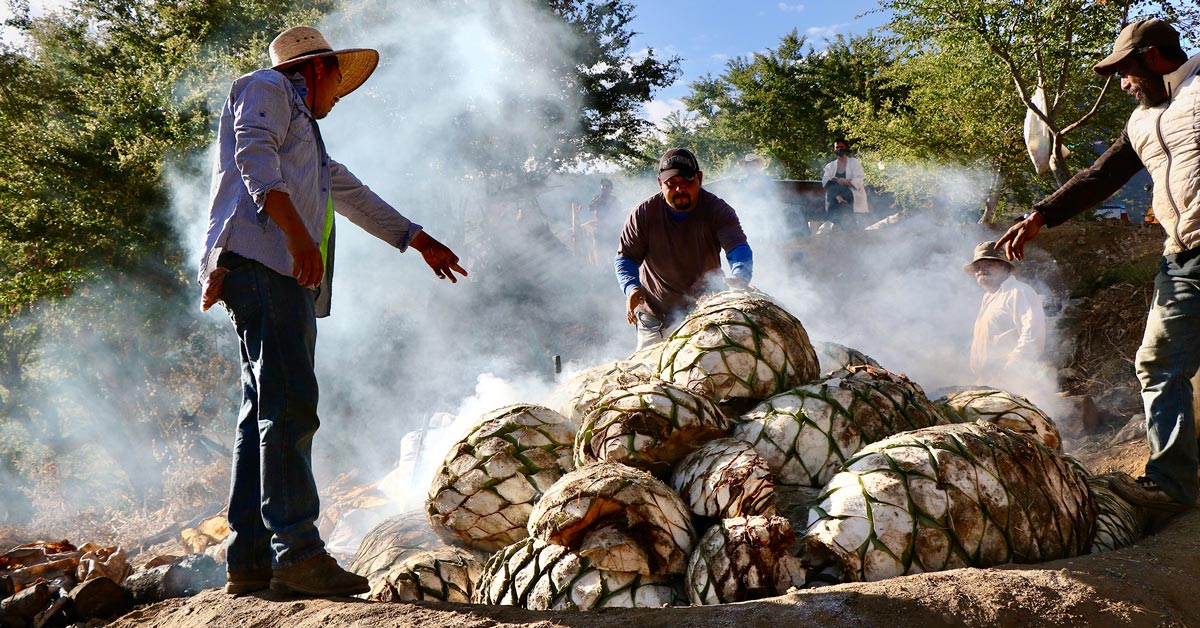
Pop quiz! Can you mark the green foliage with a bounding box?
[638,32,904,180]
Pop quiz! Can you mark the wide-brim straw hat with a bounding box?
[963,240,1014,274]
[269,26,379,99]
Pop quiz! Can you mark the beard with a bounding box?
[667,192,693,211]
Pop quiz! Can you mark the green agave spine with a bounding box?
[370,545,482,603]
[575,379,729,475]
[801,421,1095,584]
[474,537,684,610]
[735,368,950,487]
[657,291,820,406]
[937,387,1062,452]
[426,404,576,552]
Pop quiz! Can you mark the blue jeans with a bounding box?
[1135,249,1200,505]
[219,253,325,570]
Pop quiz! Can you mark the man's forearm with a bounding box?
[1033,132,1144,227]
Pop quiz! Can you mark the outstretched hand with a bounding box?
[411,231,467,283]
[996,211,1045,262]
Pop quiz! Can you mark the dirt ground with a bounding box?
[95,218,1200,628]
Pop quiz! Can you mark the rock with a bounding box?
[0,581,51,628]
[1114,414,1146,443]
[121,555,222,605]
[1096,386,1140,415]
[69,577,129,620]
[1055,394,1100,438]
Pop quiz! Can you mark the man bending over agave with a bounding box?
[614,148,754,350]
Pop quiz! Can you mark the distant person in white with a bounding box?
[965,241,1045,386]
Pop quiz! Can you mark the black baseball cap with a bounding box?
[658,148,700,181]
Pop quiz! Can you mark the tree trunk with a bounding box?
[1049,133,1073,187]
[979,172,1003,223]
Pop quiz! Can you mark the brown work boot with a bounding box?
[1107,473,1193,513]
[225,567,272,594]
[270,553,369,597]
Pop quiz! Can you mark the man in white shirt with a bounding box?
[965,241,1046,386]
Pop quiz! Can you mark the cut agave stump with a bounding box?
[657,291,820,408]
[1088,473,1146,554]
[734,367,950,487]
[527,462,696,575]
[811,340,881,377]
[575,379,729,476]
[545,360,656,430]
[801,421,1096,584]
[350,510,450,587]
[937,387,1062,452]
[473,537,683,610]
[686,515,803,605]
[369,546,483,603]
[427,404,575,552]
[672,437,775,519]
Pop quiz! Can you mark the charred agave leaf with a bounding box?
[350,510,450,587]
[936,387,1062,452]
[473,537,684,610]
[686,515,804,605]
[1088,473,1146,554]
[527,462,696,575]
[426,404,575,552]
[369,546,482,603]
[734,367,950,487]
[672,438,775,519]
[544,360,656,430]
[811,340,882,378]
[575,379,729,476]
[657,291,820,408]
[800,422,1096,584]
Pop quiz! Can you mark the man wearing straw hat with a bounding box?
[998,18,1198,515]
[198,26,467,597]
[964,241,1045,388]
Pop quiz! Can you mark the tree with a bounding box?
[881,0,1199,187]
[639,32,906,180]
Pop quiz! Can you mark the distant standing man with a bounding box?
[615,148,753,349]
[198,26,467,597]
[998,19,1198,513]
[964,241,1046,387]
[821,138,869,228]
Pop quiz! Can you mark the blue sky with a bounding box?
[627,1,892,123]
[1,0,891,123]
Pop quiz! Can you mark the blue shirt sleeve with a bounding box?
[614,255,642,296]
[726,243,753,281]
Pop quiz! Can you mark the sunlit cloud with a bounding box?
[643,98,687,127]
[807,23,849,41]
[778,2,806,12]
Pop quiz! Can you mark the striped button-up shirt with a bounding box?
[199,68,421,317]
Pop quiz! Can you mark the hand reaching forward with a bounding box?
[411,231,468,283]
[996,211,1045,262]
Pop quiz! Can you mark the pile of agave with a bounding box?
[350,290,1146,609]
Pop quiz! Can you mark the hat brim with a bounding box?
[272,48,380,99]
[659,168,697,181]
[1093,46,1135,76]
[963,257,1014,274]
